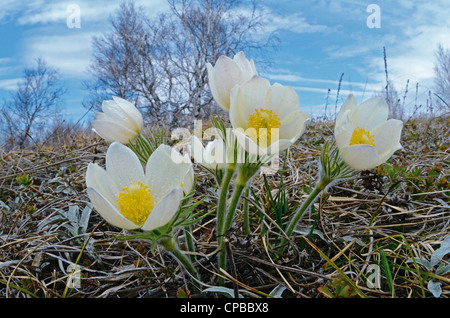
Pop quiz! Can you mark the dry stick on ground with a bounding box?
[0,118,449,298]
[5,235,58,297]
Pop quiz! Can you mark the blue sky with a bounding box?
[1,0,449,124]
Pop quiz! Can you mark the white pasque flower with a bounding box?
[92,96,144,144]
[229,75,310,157]
[191,134,227,171]
[334,94,403,171]
[206,51,258,111]
[85,142,194,231]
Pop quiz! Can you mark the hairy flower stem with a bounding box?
[158,237,201,294]
[279,175,333,253]
[278,140,358,254]
[218,163,258,286]
[217,182,245,286]
[243,187,250,235]
[217,163,236,236]
[224,165,256,232]
[216,163,236,286]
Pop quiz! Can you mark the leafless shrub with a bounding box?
[0,58,65,150]
[433,43,450,113]
[42,119,93,150]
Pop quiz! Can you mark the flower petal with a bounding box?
[191,136,226,170]
[229,85,248,130]
[101,100,130,124]
[233,51,257,82]
[102,99,141,133]
[92,120,139,144]
[355,97,389,130]
[182,164,195,194]
[106,141,145,189]
[207,138,227,169]
[209,55,244,111]
[265,84,299,119]
[230,76,271,129]
[85,163,119,204]
[191,135,207,165]
[339,144,380,170]
[233,127,262,156]
[145,144,192,203]
[376,143,403,167]
[206,63,222,109]
[87,187,139,230]
[373,119,403,157]
[112,96,144,131]
[334,108,355,150]
[141,187,183,231]
[266,138,295,155]
[335,94,358,128]
[278,110,310,140]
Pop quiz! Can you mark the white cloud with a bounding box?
[17,1,75,25]
[0,78,20,91]
[265,12,330,34]
[362,1,450,112]
[16,1,170,78]
[11,0,168,26]
[299,1,450,114]
[235,3,331,36]
[266,72,347,87]
[0,58,13,64]
[381,26,450,83]
[265,70,381,96]
[292,85,379,101]
[0,0,25,23]
[22,31,97,78]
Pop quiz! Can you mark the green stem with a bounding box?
[216,163,236,286]
[223,183,247,234]
[279,176,332,252]
[218,163,256,285]
[0,279,38,298]
[243,187,250,235]
[159,237,201,294]
[217,163,236,237]
[218,181,246,286]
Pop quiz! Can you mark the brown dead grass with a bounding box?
[0,115,448,298]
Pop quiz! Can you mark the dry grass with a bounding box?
[0,115,448,298]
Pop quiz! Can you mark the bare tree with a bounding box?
[82,2,148,115]
[84,0,277,126]
[433,44,450,112]
[1,58,65,149]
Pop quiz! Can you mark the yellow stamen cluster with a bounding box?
[247,108,281,147]
[116,181,154,226]
[349,127,376,147]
